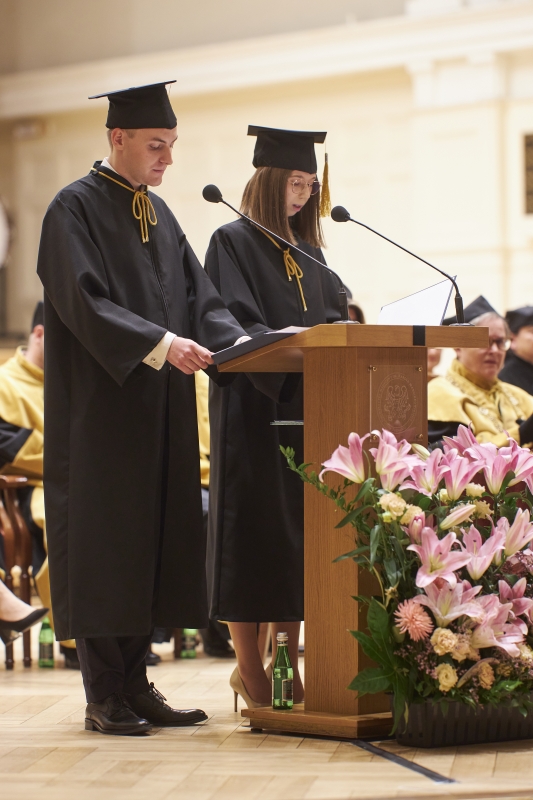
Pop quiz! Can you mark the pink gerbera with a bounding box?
[394,599,434,641]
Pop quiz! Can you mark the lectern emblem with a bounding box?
[369,366,423,441]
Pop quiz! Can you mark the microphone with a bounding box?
[203,185,354,323]
[331,205,467,325]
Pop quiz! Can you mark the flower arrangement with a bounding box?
[282,426,533,728]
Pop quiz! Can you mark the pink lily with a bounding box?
[369,430,419,492]
[442,451,481,501]
[496,509,533,558]
[413,577,483,627]
[484,451,519,495]
[399,449,450,497]
[443,425,479,456]
[407,528,472,588]
[502,439,533,489]
[440,504,477,530]
[319,432,369,485]
[402,513,427,545]
[498,578,533,618]
[461,525,506,580]
[470,595,526,656]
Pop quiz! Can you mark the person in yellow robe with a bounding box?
[0,302,78,665]
[428,296,533,447]
[195,370,235,658]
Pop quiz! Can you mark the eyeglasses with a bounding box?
[486,337,511,351]
[288,178,321,196]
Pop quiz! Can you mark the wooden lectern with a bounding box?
[217,324,488,739]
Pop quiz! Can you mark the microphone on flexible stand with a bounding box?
[330,205,468,325]
[202,185,356,323]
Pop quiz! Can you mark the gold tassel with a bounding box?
[320,152,331,218]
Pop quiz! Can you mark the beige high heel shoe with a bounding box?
[230,667,264,711]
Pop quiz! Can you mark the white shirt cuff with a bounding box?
[143,331,176,370]
[234,335,252,345]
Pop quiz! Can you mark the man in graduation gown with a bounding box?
[0,302,78,665]
[37,81,245,735]
[499,306,533,395]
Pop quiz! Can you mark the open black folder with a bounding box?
[213,326,308,366]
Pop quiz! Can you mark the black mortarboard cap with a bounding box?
[31,301,44,329]
[89,81,177,129]
[506,306,533,334]
[248,125,326,173]
[443,295,497,325]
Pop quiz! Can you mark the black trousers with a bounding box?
[76,635,152,703]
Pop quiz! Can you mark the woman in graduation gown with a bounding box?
[206,126,342,706]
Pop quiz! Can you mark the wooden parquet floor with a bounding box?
[2,635,533,800]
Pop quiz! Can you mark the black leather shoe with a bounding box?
[85,692,152,735]
[145,649,161,666]
[0,628,21,645]
[0,607,49,644]
[60,645,80,670]
[126,683,208,727]
[200,627,236,659]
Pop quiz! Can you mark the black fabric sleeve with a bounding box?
[428,420,462,446]
[519,414,533,446]
[0,417,32,469]
[37,198,167,386]
[204,231,295,402]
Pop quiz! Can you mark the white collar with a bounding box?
[101,156,118,174]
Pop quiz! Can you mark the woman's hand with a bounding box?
[166,336,213,374]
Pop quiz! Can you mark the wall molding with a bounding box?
[1,1,533,119]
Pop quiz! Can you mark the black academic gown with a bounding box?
[37,162,244,641]
[205,218,341,622]
[499,350,533,396]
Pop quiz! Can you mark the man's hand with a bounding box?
[166,336,214,374]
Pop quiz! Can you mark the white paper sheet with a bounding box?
[377,278,454,325]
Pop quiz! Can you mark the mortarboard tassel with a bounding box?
[320,152,331,218]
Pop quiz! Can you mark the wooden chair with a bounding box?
[0,475,33,669]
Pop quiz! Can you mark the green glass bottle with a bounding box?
[180,628,198,658]
[38,617,54,668]
[272,632,293,710]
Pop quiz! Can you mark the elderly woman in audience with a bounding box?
[428,296,533,447]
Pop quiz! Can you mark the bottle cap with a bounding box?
[276,632,288,644]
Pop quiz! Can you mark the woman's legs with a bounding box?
[257,622,270,664]
[227,622,271,705]
[270,621,304,703]
[0,577,34,621]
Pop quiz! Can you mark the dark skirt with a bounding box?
[207,374,304,622]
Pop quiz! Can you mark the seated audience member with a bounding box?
[149,371,235,660]
[499,305,533,394]
[0,576,48,644]
[196,370,234,659]
[427,348,442,381]
[348,301,366,324]
[428,296,533,446]
[0,302,78,667]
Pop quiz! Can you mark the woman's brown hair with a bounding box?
[240,167,325,249]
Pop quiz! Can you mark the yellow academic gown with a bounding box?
[428,358,533,446]
[195,370,210,488]
[0,348,74,646]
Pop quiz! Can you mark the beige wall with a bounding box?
[0,0,405,75]
[1,0,533,333]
